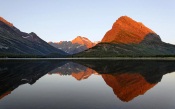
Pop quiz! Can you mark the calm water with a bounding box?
[0,60,175,109]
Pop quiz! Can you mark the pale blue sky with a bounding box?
[0,0,175,44]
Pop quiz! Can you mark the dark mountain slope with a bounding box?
[75,41,175,57]
[0,17,67,57]
[49,41,87,54]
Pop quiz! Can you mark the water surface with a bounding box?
[0,60,175,109]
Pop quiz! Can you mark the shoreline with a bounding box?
[1,57,175,60]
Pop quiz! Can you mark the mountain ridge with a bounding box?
[0,16,67,57]
[102,16,161,44]
[75,16,175,57]
[72,36,95,48]
[0,17,13,27]
[49,36,99,54]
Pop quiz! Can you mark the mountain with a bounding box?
[49,41,87,54]
[0,17,13,27]
[0,17,67,57]
[49,36,99,54]
[72,36,95,48]
[75,16,175,57]
[101,16,159,44]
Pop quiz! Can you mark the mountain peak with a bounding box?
[0,17,67,56]
[102,16,160,44]
[73,36,90,41]
[72,36,95,48]
[0,17,13,27]
[77,36,84,39]
[117,15,133,21]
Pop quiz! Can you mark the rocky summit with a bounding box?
[102,16,161,44]
[75,16,175,57]
[0,17,13,27]
[49,36,99,54]
[72,36,95,48]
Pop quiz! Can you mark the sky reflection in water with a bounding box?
[0,60,175,109]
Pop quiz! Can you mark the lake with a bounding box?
[0,59,175,109]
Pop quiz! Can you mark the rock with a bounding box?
[49,36,99,54]
[0,16,67,56]
[72,36,95,48]
[49,41,87,54]
[75,16,175,57]
[102,16,161,44]
[0,17,13,27]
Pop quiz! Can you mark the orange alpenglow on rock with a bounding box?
[0,17,13,27]
[71,68,97,81]
[101,16,156,44]
[72,36,95,48]
[102,73,156,102]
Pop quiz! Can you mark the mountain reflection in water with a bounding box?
[0,60,175,104]
[0,60,66,100]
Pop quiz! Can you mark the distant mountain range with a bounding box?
[75,16,175,57]
[0,15,175,57]
[0,17,67,57]
[49,36,99,54]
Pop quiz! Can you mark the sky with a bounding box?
[0,0,175,44]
